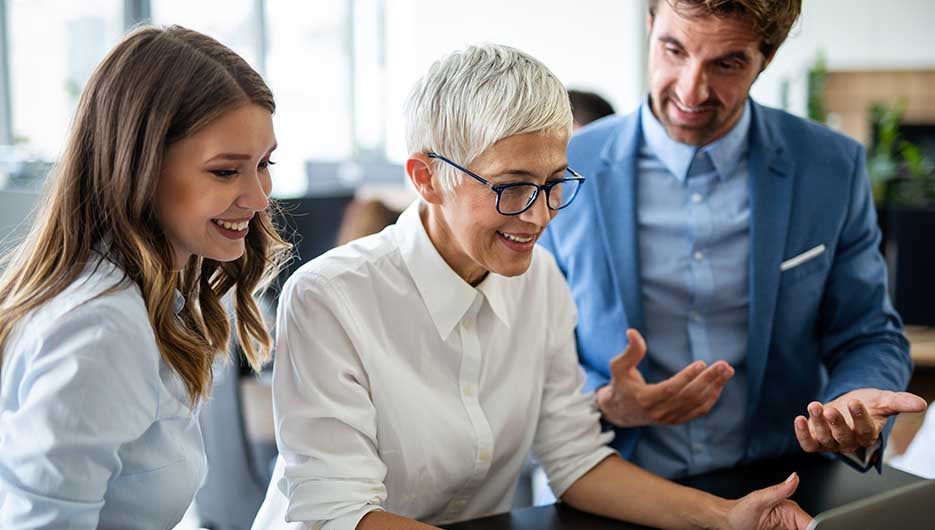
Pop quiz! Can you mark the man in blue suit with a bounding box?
[541,0,926,479]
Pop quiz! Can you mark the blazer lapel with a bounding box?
[596,113,645,332]
[746,102,795,419]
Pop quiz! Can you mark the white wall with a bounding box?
[383,0,935,160]
[752,0,935,116]
[383,0,647,160]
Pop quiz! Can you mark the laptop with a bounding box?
[808,479,935,529]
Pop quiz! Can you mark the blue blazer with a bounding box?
[540,100,912,470]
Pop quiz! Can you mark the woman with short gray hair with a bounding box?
[253,44,812,530]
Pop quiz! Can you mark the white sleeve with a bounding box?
[0,306,156,530]
[531,265,616,498]
[272,273,385,530]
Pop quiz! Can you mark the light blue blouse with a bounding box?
[0,258,206,529]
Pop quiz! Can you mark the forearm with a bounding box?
[822,340,910,402]
[356,510,441,530]
[561,455,731,530]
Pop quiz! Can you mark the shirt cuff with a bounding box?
[840,439,882,471]
[320,505,383,530]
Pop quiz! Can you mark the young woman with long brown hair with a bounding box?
[0,25,289,528]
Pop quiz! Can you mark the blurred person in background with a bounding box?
[569,88,616,130]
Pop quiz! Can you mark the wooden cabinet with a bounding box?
[824,69,935,145]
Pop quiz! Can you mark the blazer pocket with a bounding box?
[780,244,826,272]
[779,244,828,287]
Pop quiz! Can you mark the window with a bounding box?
[150,0,262,69]
[7,0,122,159]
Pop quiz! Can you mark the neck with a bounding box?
[420,204,488,287]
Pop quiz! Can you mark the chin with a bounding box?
[491,257,533,278]
[203,245,246,263]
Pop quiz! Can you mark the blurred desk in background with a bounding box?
[907,326,935,369]
[890,326,935,459]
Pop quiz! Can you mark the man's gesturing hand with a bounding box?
[794,388,927,455]
[595,329,735,428]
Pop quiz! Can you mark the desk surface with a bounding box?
[443,455,925,530]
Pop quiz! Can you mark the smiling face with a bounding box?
[418,131,569,285]
[647,1,769,146]
[155,103,276,269]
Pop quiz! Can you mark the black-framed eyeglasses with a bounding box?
[427,152,586,216]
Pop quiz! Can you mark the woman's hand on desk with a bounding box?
[725,472,812,530]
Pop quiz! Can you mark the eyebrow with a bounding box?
[658,35,686,49]
[209,153,252,161]
[493,165,569,180]
[714,50,751,64]
[206,144,278,163]
[658,34,751,64]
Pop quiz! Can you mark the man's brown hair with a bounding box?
[649,0,802,59]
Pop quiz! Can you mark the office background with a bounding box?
[2,0,933,197]
[0,1,933,529]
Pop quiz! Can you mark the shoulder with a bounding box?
[568,111,636,159]
[30,260,151,337]
[754,102,863,162]
[2,261,162,424]
[280,228,403,311]
[5,260,159,382]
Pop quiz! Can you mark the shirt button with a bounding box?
[691,193,704,204]
[454,499,467,508]
[479,450,491,462]
[693,251,704,261]
[692,443,704,453]
[463,318,474,330]
[689,311,702,322]
[463,385,475,397]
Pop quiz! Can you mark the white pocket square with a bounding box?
[780,244,826,272]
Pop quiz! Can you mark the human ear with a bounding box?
[406,153,444,205]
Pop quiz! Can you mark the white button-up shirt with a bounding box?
[253,201,614,530]
[0,258,206,529]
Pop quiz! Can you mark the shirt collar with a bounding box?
[476,271,511,329]
[640,96,751,183]
[393,200,511,341]
[173,290,185,315]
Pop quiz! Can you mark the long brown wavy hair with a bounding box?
[0,25,290,404]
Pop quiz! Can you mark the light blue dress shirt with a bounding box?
[0,257,206,529]
[633,100,752,478]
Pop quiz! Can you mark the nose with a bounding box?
[676,60,710,107]
[518,188,551,228]
[236,169,271,212]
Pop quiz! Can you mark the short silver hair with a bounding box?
[405,44,572,193]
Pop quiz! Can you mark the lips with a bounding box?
[496,230,538,254]
[673,96,712,112]
[667,93,719,120]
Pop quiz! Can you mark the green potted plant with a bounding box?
[866,101,935,325]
